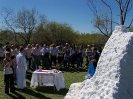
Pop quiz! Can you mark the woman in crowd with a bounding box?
[3,51,15,94]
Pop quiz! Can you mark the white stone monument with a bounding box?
[64,26,133,99]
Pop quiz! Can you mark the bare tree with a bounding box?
[0,7,47,44]
[0,7,19,43]
[88,0,133,37]
[115,0,133,28]
[15,8,44,44]
[88,0,113,38]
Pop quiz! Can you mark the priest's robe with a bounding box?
[16,53,27,89]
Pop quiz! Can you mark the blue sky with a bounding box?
[0,0,133,33]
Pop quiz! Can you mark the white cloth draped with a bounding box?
[16,53,27,89]
[30,71,65,91]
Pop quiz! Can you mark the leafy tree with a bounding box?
[34,22,77,45]
[0,30,14,44]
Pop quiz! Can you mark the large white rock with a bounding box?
[64,26,133,99]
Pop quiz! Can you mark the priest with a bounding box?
[16,47,27,90]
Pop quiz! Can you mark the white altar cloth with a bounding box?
[30,70,65,91]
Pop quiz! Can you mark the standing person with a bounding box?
[39,43,43,66]
[42,44,49,69]
[11,45,18,56]
[16,47,27,90]
[90,47,99,70]
[57,46,64,65]
[15,45,20,55]
[49,44,58,67]
[0,43,5,63]
[97,47,102,56]
[85,45,92,67]
[64,49,70,69]
[25,44,32,69]
[76,46,82,70]
[70,44,76,68]
[3,51,15,94]
[63,43,71,53]
[80,45,84,67]
[11,45,18,80]
[31,44,40,70]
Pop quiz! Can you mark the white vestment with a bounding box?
[16,53,27,89]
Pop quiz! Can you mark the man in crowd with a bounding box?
[85,45,92,67]
[49,44,58,68]
[11,45,18,56]
[63,43,71,53]
[25,44,32,69]
[31,44,40,70]
[42,44,49,69]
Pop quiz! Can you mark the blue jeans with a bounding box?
[32,55,39,70]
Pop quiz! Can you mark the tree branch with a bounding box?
[127,19,133,28]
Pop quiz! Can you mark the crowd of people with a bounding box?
[0,42,102,94]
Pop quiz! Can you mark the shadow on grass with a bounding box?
[26,71,32,81]
[59,67,87,73]
[36,87,68,95]
[18,88,52,99]
[8,91,26,99]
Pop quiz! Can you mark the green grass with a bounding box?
[0,62,87,99]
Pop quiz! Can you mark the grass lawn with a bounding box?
[0,62,87,99]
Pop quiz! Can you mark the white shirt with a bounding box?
[15,48,20,54]
[86,48,92,56]
[57,50,64,57]
[25,48,32,58]
[11,49,18,56]
[4,59,13,75]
